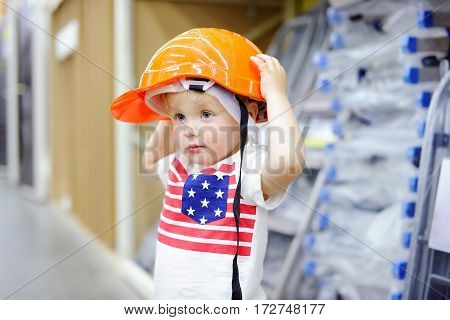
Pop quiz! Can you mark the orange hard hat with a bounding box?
[110,27,267,123]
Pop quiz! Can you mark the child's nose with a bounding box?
[183,121,199,137]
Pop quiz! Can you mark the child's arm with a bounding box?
[250,53,306,200]
[142,120,174,175]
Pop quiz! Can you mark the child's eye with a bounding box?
[174,113,185,121]
[201,111,214,119]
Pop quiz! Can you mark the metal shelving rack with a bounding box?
[265,1,450,300]
[404,70,450,300]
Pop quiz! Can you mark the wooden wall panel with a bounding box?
[50,0,115,248]
[50,0,81,214]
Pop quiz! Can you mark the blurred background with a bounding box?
[0,0,450,300]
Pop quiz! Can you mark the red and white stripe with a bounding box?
[157,157,257,256]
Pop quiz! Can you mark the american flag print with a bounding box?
[181,172,230,225]
[157,156,257,256]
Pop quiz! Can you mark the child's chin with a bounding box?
[183,152,215,166]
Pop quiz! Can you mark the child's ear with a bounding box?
[247,101,259,120]
[237,95,259,120]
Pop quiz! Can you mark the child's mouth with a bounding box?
[187,145,205,153]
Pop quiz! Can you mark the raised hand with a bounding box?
[250,53,288,101]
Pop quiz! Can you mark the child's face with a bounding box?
[166,91,241,166]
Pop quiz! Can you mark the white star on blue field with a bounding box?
[181,173,230,225]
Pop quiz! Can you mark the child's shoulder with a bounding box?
[155,152,176,189]
[241,144,287,211]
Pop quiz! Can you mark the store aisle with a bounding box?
[0,179,142,299]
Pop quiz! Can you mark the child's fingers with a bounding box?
[259,54,286,75]
[255,58,277,72]
[250,55,269,71]
[257,53,285,71]
[256,53,279,65]
[250,55,265,65]
[250,55,263,62]
[251,54,285,77]
[273,59,285,74]
[255,54,276,69]
[256,53,274,61]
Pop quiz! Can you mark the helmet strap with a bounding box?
[231,95,249,300]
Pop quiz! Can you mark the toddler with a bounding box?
[110,28,305,300]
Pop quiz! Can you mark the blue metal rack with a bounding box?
[404,70,450,300]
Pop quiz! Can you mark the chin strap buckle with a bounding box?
[180,77,215,92]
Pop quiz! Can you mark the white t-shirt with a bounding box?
[153,143,287,299]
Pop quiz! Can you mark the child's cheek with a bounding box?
[214,129,238,154]
[172,127,184,150]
